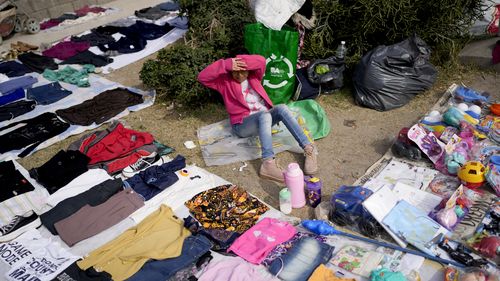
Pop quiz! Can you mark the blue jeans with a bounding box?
[232,104,311,159]
[268,237,334,281]
[125,234,212,281]
[27,82,72,105]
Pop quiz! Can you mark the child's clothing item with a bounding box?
[369,268,407,281]
[198,257,279,281]
[228,218,296,264]
[241,80,268,114]
[308,264,356,281]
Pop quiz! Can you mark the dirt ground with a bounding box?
[18,52,500,219]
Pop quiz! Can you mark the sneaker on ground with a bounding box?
[121,153,163,177]
[0,211,41,242]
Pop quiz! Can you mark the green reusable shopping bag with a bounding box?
[244,23,299,105]
[287,99,331,140]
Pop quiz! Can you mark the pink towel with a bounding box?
[228,218,296,264]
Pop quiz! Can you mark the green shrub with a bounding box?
[303,0,484,67]
[139,0,254,106]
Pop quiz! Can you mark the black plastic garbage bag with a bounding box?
[307,56,345,93]
[353,35,437,111]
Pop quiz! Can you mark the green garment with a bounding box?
[43,64,95,87]
[370,268,407,281]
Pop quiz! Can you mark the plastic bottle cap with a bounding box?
[309,177,320,183]
[280,188,291,199]
[286,163,302,176]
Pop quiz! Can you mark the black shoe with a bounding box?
[121,153,163,177]
[0,211,41,242]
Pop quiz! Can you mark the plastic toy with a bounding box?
[458,161,486,189]
[445,267,459,281]
[421,110,447,134]
[472,235,500,259]
[445,140,468,175]
[490,104,500,116]
[443,107,479,128]
[486,163,500,196]
[391,127,422,160]
[460,271,487,281]
[438,239,488,267]
[459,121,487,141]
[440,127,460,143]
[328,186,382,238]
[407,124,445,164]
[454,86,490,105]
[477,115,500,134]
[436,208,458,229]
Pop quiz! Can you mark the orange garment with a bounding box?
[308,264,356,281]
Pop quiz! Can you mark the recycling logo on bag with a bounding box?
[244,23,299,104]
[264,54,294,89]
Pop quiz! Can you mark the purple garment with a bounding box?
[0,76,37,95]
[40,19,62,30]
[42,41,90,60]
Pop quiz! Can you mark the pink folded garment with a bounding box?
[228,217,296,264]
[198,257,279,281]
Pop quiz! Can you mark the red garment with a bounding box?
[74,123,155,173]
[197,54,274,125]
[75,5,107,17]
[493,40,500,65]
[42,41,90,60]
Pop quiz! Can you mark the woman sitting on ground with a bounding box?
[198,54,318,183]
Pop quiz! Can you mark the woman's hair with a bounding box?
[228,47,249,57]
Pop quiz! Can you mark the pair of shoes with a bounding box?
[121,152,163,177]
[0,211,41,242]
[10,41,38,52]
[1,49,18,60]
[304,144,319,175]
[259,158,285,183]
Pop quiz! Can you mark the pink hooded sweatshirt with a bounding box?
[197,54,274,125]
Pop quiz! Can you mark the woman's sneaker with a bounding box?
[0,211,41,242]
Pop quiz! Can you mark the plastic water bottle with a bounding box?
[284,163,306,208]
[335,41,347,59]
[305,176,322,208]
[279,188,292,214]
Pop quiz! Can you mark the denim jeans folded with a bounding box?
[125,234,212,281]
[268,237,334,281]
[27,82,72,105]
